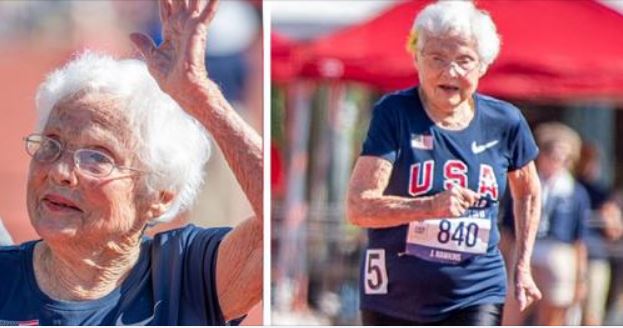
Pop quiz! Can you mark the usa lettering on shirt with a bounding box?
[408,159,499,200]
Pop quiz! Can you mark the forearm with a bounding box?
[217,218,262,320]
[346,156,481,228]
[176,80,263,219]
[512,192,541,271]
[347,193,436,228]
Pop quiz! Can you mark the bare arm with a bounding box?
[215,217,262,320]
[346,156,478,228]
[177,82,263,217]
[130,0,261,320]
[507,161,542,310]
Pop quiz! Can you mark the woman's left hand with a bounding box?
[130,0,218,100]
[514,267,542,311]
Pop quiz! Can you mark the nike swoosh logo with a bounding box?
[115,300,162,325]
[471,140,499,154]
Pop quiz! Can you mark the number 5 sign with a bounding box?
[364,249,388,294]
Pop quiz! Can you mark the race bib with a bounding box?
[405,214,491,264]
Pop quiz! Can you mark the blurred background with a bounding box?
[0,0,262,325]
[271,0,623,325]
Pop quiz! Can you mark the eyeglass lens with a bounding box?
[75,150,114,176]
[424,54,477,75]
[25,135,115,177]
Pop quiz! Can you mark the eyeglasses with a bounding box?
[23,134,148,178]
[420,52,480,77]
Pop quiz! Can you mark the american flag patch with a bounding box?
[411,134,433,150]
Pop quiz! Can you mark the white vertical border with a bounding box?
[262,1,272,325]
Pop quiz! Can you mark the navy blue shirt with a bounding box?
[358,86,538,322]
[0,224,230,325]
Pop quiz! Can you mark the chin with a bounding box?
[33,225,81,245]
[434,96,462,110]
[30,206,81,242]
[446,97,463,107]
[33,219,79,241]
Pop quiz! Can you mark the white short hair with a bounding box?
[35,51,211,224]
[408,0,501,66]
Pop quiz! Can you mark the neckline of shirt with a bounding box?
[415,86,481,134]
[22,239,150,311]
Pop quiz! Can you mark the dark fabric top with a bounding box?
[0,224,231,325]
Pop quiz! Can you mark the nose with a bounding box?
[48,151,79,187]
[442,62,462,78]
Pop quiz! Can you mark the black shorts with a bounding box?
[361,303,504,326]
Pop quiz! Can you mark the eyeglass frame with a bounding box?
[417,51,482,77]
[23,133,150,178]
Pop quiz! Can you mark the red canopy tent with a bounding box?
[271,32,303,83]
[292,0,623,102]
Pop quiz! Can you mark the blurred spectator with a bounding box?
[503,122,590,325]
[576,142,623,325]
[0,218,13,246]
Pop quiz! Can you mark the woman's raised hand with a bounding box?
[130,0,219,99]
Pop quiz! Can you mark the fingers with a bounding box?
[437,185,480,217]
[458,187,478,206]
[189,0,201,12]
[450,188,469,213]
[524,286,541,310]
[516,288,527,311]
[199,0,219,24]
[529,285,542,302]
[129,33,157,61]
[449,185,478,208]
[516,284,541,312]
[170,0,184,12]
[159,0,173,22]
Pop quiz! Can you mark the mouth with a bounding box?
[438,84,460,93]
[42,194,83,213]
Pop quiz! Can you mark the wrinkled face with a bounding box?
[26,92,156,245]
[415,34,484,111]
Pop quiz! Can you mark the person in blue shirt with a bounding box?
[347,1,542,325]
[0,0,262,325]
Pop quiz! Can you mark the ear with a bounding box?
[146,190,175,220]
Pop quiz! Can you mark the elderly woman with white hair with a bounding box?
[347,1,542,325]
[0,0,261,325]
